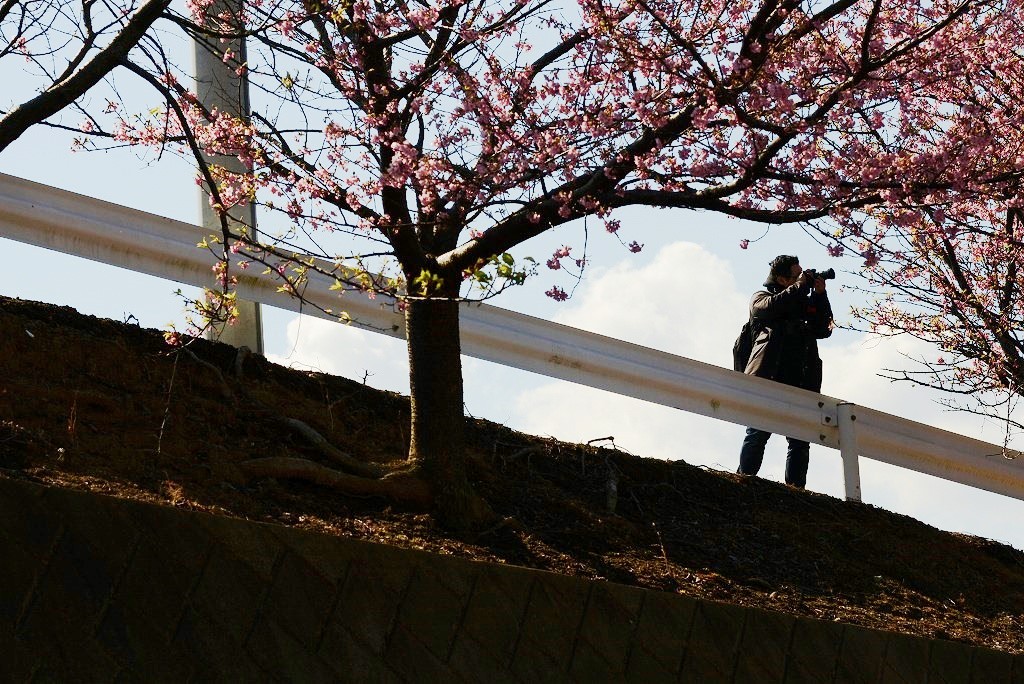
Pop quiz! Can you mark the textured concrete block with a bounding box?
[623,591,694,681]
[269,524,354,582]
[0,478,58,564]
[451,562,532,669]
[784,616,843,683]
[187,547,265,644]
[928,638,974,684]
[321,545,417,656]
[40,486,146,616]
[679,599,747,682]
[172,607,269,681]
[511,573,590,681]
[1012,654,1024,684]
[835,624,887,684]
[17,525,135,646]
[0,636,48,682]
[8,630,122,682]
[570,581,645,679]
[391,559,475,662]
[104,534,209,645]
[95,607,195,682]
[449,632,520,684]
[880,631,930,683]
[2,477,1021,683]
[263,549,339,644]
[245,616,339,683]
[734,607,795,682]
[0,527,46,631]
[14,485,142,646]
[194,513,285,583]
[386,622,465,683]
[317,622,404,682]
[971,647,1015,683]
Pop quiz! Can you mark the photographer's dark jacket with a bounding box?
[743,279,833,392]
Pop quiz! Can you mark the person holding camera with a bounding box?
[737,254,834,488]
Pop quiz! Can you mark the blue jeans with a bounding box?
[738,427,810,488]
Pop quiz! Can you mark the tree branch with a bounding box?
[0,0,171,153]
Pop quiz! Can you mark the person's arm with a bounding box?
[750,280,810,322]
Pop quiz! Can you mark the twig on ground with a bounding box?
[652,521,676,582]
[156,351,181,456]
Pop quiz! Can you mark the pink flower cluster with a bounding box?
[545,286,568,301]
[546,246,572,270]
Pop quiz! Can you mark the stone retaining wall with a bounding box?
[0,477,1020,682]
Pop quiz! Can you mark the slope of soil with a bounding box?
[1,295,1022,654]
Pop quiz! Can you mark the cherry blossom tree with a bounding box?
[0,0,171,153]
[844,200,1024,435]
[808,4,1024,440]
[108,0,1024,530]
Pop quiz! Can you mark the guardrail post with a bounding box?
[193,2,264,353]
[837,402,862,502]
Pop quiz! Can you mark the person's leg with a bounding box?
[785,438,810,488]
[738,427,771,476]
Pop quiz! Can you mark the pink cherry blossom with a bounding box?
[546,286,569,301]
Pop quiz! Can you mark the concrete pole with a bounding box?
[193,7,263,353]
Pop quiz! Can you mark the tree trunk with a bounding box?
[404,283,493,533]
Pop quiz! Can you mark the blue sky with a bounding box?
[3,68,1024,552]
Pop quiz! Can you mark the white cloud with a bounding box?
[499,241,848,492]
[507,241,752,472]
[552,241,748,362]
[265,311,410,394]
[511,382,738,464]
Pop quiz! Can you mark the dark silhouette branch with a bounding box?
[0,0,171,153]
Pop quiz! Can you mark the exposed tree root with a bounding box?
[178,346,383,477]
[276,416,384,479]
[237,457,432,506]
[177,344,497,525]
[180,348,235,401]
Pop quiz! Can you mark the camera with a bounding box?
[804,267,835,281]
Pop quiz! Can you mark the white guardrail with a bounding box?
[2,171,1023,503]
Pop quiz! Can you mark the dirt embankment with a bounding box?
[1,294,1022,654]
